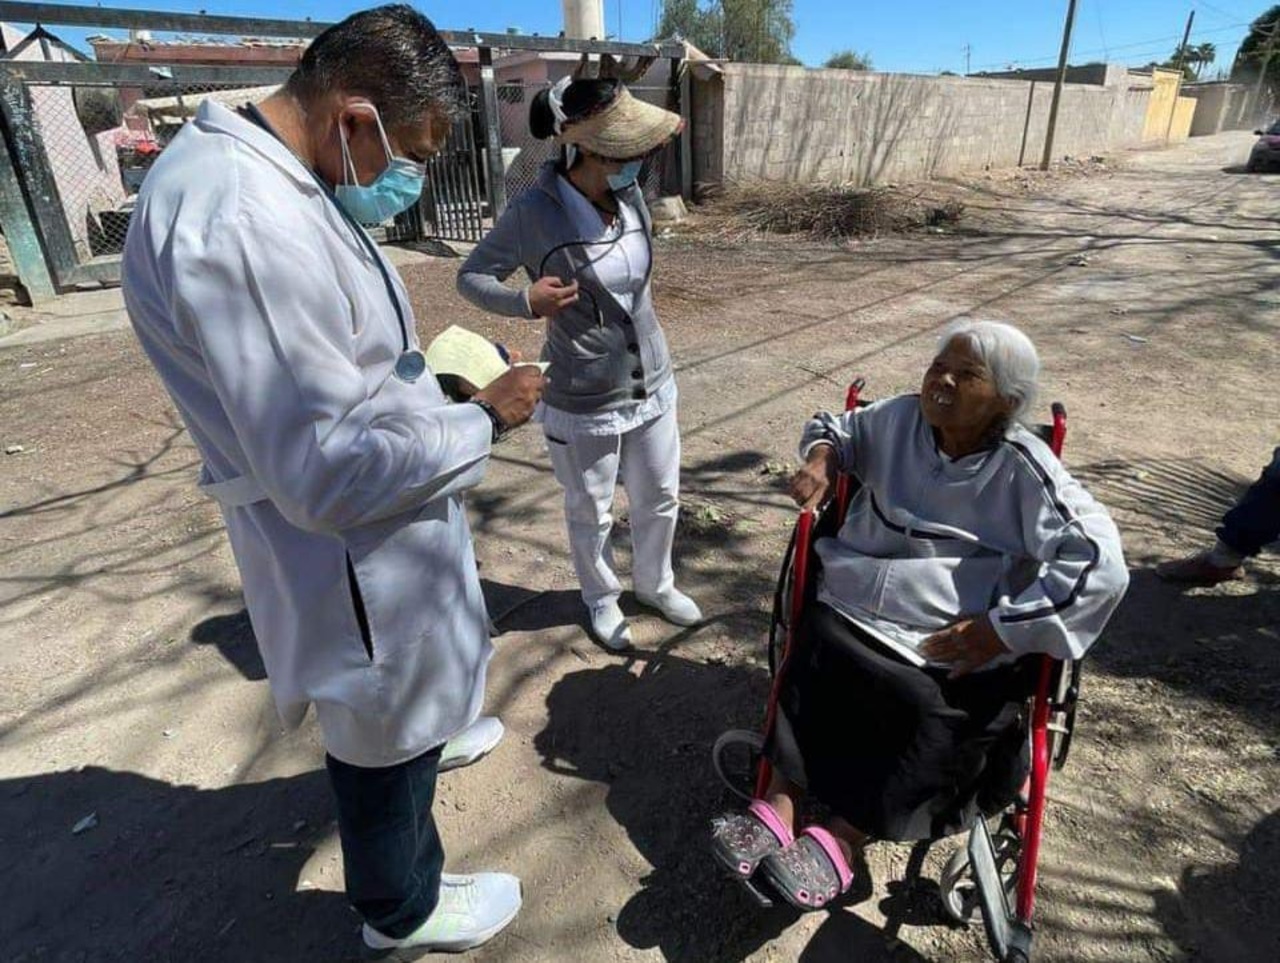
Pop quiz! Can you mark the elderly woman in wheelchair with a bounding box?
[711,320,1128,913]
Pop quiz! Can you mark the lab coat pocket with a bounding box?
[345,553,374,661]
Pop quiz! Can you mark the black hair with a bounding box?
[529,78,619,140]
[285,4,464,127]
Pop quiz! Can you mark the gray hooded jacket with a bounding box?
[456,162,672,414]
[802,395,1129,664]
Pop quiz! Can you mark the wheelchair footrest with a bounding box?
[969,819,1022,961]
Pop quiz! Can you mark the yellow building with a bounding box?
[1141,67,1196,143]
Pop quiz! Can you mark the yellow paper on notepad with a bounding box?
[424,325,546,390]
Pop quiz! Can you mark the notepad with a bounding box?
[424,325,546,391]
[854,619,928,667]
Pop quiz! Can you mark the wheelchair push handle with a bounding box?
[844,377,866,412]
[1049,403,1067,459]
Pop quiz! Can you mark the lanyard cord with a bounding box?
[239,104,411,354]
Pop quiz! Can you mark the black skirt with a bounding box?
[766,602,1031,842]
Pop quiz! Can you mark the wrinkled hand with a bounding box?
[920,616,1009,679]
[528,277,580,317]
[473,364,545,431]
[788,445,838,510]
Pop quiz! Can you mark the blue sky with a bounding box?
[10,1,1262,77]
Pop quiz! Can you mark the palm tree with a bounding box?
[1193,42,1216,80]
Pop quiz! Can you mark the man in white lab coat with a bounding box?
[122,6,542,955]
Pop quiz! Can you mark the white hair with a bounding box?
[938,319,1041,422]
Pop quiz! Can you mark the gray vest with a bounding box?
[458,163,673,415]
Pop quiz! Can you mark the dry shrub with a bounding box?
[697,182,964,241]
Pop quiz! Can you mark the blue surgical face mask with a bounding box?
[607,160,644,192]
[334,104,426,226]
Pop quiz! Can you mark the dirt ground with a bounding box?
[2,130,1277,963]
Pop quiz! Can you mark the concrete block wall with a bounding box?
[1186,84,1252,136]
[691,71,724,188]
[697,64,1153,187]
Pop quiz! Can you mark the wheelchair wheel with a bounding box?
[711,729,764,802]
[939,825,1021,926]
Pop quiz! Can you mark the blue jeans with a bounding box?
[1217,447,1280,558]
[325,746,444,939]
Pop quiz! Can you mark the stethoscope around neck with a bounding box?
[537,201,649,328]
[239,103,427,384]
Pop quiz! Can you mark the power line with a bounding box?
[1196,0,1254,25]
[970,20,1253,73]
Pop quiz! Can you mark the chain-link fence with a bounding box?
[8,71,488,266]
[16,78,282,259]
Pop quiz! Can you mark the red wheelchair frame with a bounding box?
[749,380,1080,963]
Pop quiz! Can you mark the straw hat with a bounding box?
[556,85,683,160]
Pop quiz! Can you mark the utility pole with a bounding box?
[1041,0,1079,171]
[963,43,972,75]
[1165,9,1195,142]
[1251,21,1279,124]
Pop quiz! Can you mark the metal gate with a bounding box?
[386,114,486,245]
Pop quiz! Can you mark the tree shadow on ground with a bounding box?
[1068,454,1280,959]
[1153,807,1280,962]
[1075,454,1280,734]
[0,767,359,962]
[534,651,949,962]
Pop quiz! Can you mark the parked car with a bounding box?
[1247,120,1280,172]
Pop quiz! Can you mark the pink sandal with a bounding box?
[758,825,856,911]
[711,798,794,880]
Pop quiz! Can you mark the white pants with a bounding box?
[545,406,680,608]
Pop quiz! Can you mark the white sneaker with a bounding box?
[362,872,522,954]
[439,716,504,773]
[635,589,703,627]
[589,600,633,651]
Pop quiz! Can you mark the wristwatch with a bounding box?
[469,398,509,443]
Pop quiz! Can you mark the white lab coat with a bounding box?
[122,100,494,767]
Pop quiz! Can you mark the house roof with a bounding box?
[133,84,280,124]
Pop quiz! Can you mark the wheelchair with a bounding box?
[712,380,1082,963]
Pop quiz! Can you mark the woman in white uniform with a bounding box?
[458,78,700,650]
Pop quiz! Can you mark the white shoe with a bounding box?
[362,872,522,953]
[635,589,703,627]
[589,600,633,651]
[439,716,504,773]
